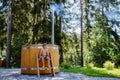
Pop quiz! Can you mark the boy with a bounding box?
[39,43,50,68]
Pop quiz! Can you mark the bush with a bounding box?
[103,61,114,70]
[86,63,94,68]
[118,66,120,69]
[61,62,71,69]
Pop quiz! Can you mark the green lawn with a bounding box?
[60,67,120,78]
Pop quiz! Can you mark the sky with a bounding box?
[61,0,81,34]
[0,2,2,7]
[61,0,120,35]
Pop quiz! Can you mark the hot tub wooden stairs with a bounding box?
[36,52,55,77]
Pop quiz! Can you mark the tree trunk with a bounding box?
[59,17,64,64]
[32,0,37,44]
[85,0,91,48]
[59,0,64,64]
[80,0,84,67]
[0,43,4,57]
[6,0,12,68]
[44,0,47,18]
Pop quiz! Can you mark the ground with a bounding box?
[0,69,120,80]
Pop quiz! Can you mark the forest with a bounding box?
[0,0,120,69]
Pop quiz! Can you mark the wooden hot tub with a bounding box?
[21,44,60,74]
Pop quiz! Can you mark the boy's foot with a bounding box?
[48,66,51,69]
[41,66,45,70]
[42,66,45,68]
[38,58,40,60]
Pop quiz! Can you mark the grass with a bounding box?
[60,67,120,78]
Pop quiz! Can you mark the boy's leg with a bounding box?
[46,56,50,68]
[41,57,45,68]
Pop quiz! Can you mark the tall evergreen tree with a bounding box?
[6,0,12,68]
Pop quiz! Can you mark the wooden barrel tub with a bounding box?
[21,44,60,74]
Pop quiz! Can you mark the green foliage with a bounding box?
[10,0,32,67]
[0,0,120,68]
[11,34,29,67]
[118,66,120,69]
[0,0,63,67]
[0,12,6,59]
[62,33,80,66]
[103,61,115,70]
[84,5,120,67]
[61,62,71,69]
[86,63,94,68]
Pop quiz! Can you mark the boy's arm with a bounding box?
[46,49,49,56]
[40,48,43,56]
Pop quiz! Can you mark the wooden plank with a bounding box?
[36,53,40,77]
[49,52,55,76]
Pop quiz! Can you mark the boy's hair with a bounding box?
[42,43,47,47]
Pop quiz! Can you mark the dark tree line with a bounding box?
[0,0,120,68]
